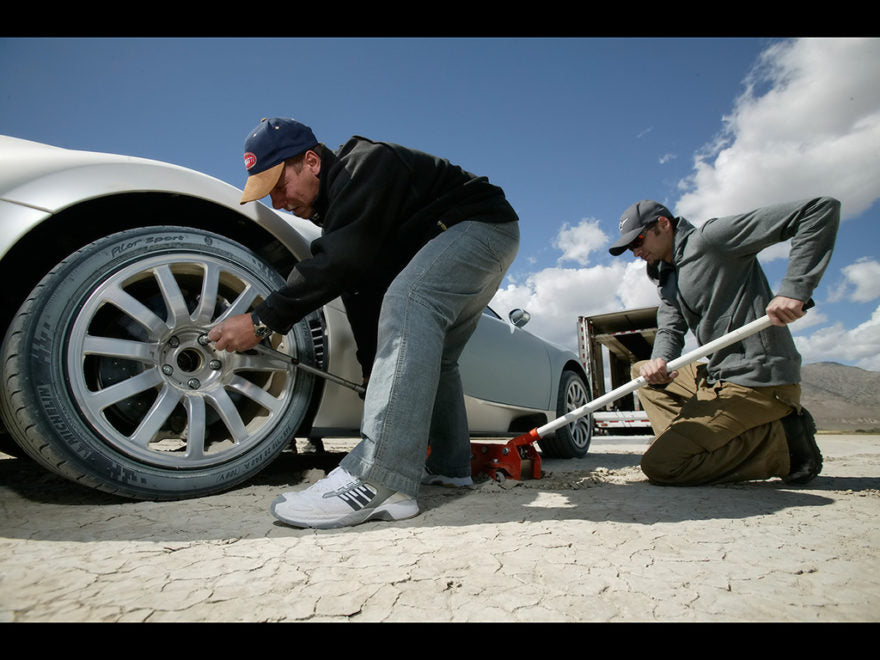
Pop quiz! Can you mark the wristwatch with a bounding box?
[251,311,273,339]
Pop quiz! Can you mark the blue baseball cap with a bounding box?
[240,117,318,204]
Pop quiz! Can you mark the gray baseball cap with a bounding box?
[609,200,673,256]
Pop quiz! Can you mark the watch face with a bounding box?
[252,311,272,338]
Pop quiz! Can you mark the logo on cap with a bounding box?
[244,152,257,170]
[619,216,629,230]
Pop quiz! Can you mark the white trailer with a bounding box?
[577,307,658,443]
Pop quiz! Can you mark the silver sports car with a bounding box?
[0,135,592,499]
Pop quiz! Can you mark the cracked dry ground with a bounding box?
[2,436,879,622]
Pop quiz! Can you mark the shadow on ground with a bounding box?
[2,442,869,545]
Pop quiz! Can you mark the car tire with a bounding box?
[0,226,318,500]
[538,369,592,458]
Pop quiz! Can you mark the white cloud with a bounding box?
[826,277,850,304]
[553,219,609,266]
[491,260,657,350]
[794,304,880,370]
[618,259,663,309]
[676,38,880,223]
[841,258,880,302]
[757,240,791,264]
[788,309,829,331]
[826,257,880,304]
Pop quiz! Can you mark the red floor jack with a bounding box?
[470,314,778,483]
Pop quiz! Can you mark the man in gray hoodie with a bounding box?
[608,197,840,486]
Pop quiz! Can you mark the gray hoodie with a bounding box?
[651,197,840,387]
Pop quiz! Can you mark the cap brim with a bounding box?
[608,227,644,256]
[240,162,284,204]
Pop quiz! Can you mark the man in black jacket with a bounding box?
[210,118,519,528]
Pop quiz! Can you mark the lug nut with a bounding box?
[209,360,222,370]
[187,378,200,390]
[162,365,173,375]
[168,336,180,348]
[198,334,211,346]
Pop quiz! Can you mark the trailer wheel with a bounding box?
[538,370,592,458]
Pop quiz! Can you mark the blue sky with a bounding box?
[2,37,879,368]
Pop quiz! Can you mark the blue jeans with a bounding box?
[340,220,520,496]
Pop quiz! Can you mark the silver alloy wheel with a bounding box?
[538,369,592,458]
[563,372,592,451]
[66,252,301,469]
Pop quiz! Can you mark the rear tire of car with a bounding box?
[0,226,317,500]
[538,369,592,458]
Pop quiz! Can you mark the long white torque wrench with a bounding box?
[532,313,777,441]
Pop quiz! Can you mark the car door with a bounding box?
[460,308,553,411]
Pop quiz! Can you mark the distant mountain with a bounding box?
[800,362,880,432]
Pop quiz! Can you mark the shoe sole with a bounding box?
[270,495,419,530]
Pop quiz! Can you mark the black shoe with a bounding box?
[781,407,822,484]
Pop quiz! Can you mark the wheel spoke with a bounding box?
[215,283,260,322]
[234,350,293,373]
[228,374,286,415]
[82,335,158,363]
[153,264,191,327]
[204,387,249,443]
[192,261,222,324]
[87,369,164,411]
[182,395,207,460]
[103,284,169,338]
[129,384,183,447]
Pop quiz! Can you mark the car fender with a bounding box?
[0,135,320,262]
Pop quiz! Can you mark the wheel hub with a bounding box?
[158,330,223,392]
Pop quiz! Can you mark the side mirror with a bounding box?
[509,309,531,328]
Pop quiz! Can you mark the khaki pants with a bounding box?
[633,361,799,486]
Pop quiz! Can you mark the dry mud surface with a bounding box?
[2,435,879,622]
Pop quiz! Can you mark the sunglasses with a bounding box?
[628,221,658,251]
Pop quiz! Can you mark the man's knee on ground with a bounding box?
[640,445,678,484]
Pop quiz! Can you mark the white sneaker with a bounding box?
[270,467,419,529]
[421,467,474,488]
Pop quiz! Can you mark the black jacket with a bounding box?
[256,136,518,370]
